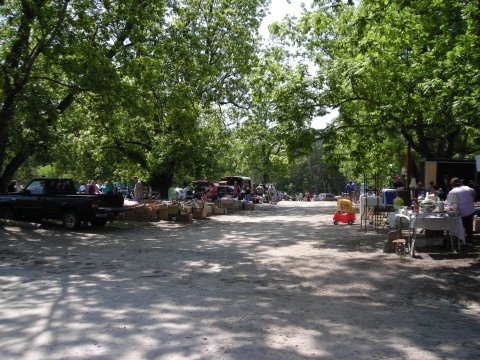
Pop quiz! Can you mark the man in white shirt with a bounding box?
[447,177,476,246]
[133,176,144,203]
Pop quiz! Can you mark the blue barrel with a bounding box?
[383,189,397,205]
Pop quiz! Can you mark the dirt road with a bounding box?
[1,201,479,359]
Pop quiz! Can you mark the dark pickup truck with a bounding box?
[0,178,125,230]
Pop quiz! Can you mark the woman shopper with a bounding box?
[447,177,476,246]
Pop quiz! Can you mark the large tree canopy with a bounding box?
[294,0,480,178]
[0,0,269,194]
[2,0,479,193]
[0,0,170,192]
[67,0,270,196]
[234,46,321,184]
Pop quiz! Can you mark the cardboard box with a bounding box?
[193,206,208,219]
[474,217,480,233]
[213,207,227,215]
[125,205,160,222]
[192,202,205,210]
[125,206,144,221]
[222,202,236,210]
[158,208,169,221]
[168,204,180,215]
[180,206,192,215]
[244,203,255,211]
[145,207,159,221]
[179,213,193,222]
[206,204,213,216]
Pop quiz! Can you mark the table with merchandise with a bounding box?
[408,211,464,257]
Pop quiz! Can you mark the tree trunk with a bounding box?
[149,162,176,199]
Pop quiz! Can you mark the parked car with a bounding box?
[220,176,252,190]
[217,185,234,198]
[191,180,209,199]
[0,178,125,229]
[318,193,336,201]
[220,176,252,200]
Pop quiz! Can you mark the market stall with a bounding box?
[409,212,464,256]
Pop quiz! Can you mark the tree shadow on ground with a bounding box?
[0,202,479,359]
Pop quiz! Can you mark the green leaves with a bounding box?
[0,0,271,192]
[292,0,480,180]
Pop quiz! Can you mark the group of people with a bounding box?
[183,181,278,204]
[295,193,322,201]
[206,181,254,202]
[255,183,278,204]
[7,180,23,193]
[78,179,117,196]
[164,180,254,203]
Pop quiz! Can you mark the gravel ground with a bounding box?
[1,201,479,360]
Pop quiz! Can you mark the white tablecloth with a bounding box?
[387,212,411,229]
[410,213,465,242]
[359,196,384,220]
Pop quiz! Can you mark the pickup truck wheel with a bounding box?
[62,210,80,230]
[92,219,107,227]
[0,206,15,220]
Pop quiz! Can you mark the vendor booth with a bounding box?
[419,158,477,194]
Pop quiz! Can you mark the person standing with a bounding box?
[268,184,277,204]
[88,179,98,194]
[133,176,144,203]
[78,182,87,193]
[233,181,241,198]
[345,181,355,202]
[208,182,218,202]
[168,186,177,200]
[352,181,359,203]
[8,180,16,192]
[183,182,191,199]
[392,175,404,189]
[103,179,114,195]
[447,177,476,246]
[244,183,251,201]
[255,184,264,196]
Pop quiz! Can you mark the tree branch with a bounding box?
[30,76,88,91]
